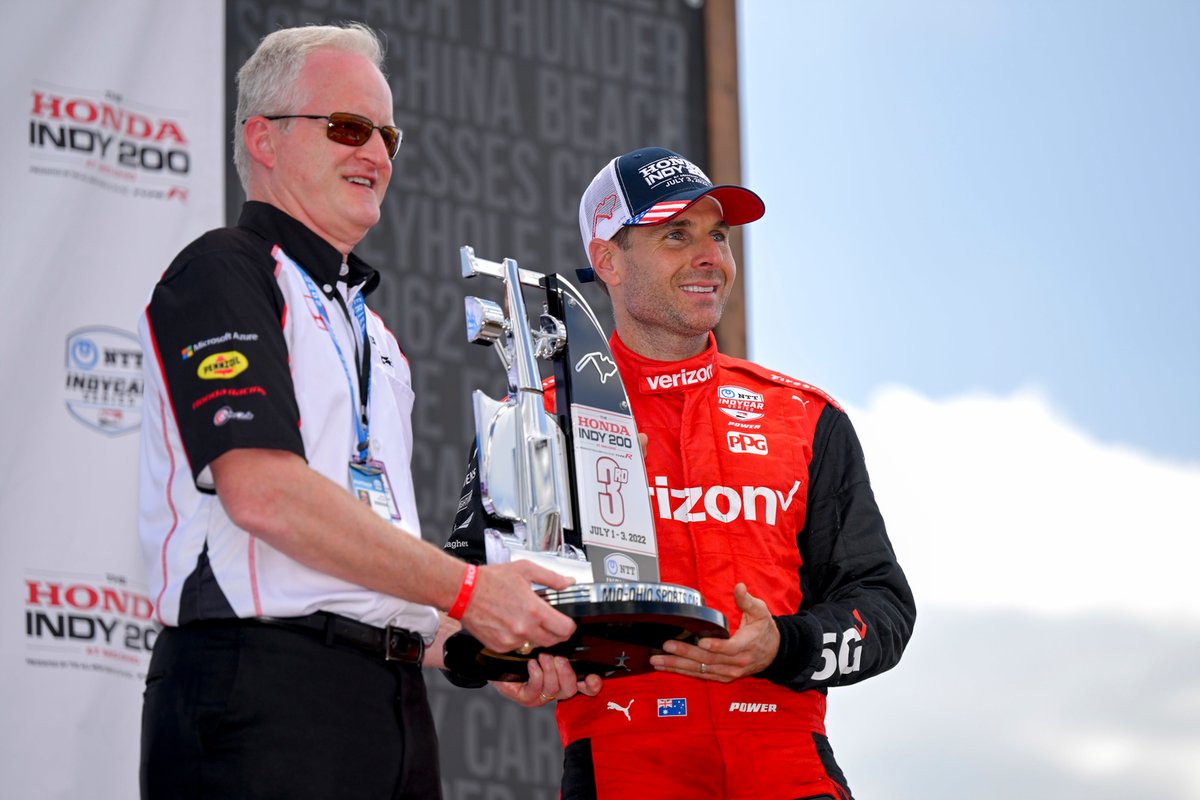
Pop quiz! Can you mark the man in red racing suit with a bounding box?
[444,147,915,800]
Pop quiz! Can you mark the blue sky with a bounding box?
[740,0,1199,463]
[738,4,1200,797]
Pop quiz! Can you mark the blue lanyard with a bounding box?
[294,264,372,462]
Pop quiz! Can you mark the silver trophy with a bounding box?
[443,247,728,682]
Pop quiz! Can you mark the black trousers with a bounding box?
[140,620,440,799]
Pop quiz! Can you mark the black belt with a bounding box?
[255,611,425,665]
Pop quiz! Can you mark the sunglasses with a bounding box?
[255,112,402,159]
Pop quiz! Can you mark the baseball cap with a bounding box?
[576,146,765,282]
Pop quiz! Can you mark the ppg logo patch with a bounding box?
[726,431,768,454]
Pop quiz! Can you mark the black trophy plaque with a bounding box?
[443,247,728,683]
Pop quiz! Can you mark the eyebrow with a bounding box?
[662,217,731,232]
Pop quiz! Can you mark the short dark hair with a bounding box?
[591,226,633,296]
[611,226,633,250]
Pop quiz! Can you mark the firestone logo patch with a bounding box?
[717,385,764,421]
[64,326,143,436]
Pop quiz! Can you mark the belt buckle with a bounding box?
[384,625,424,665]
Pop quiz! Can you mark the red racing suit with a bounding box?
[447,332,915,800]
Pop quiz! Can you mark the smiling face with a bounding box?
[594,198,737,360]
[247,48,394,255]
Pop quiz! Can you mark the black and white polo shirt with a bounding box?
[137,201,435,639]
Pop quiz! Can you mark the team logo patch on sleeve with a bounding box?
[213,406,254,426]
[657,698,687,717]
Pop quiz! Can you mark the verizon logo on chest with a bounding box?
[644,364,714,391]
[649,477,801,525]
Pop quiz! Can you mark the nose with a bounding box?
[358,128,392,167]
[692,234,725,267]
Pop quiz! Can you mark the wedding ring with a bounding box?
[517,641,535,655]
[700,662,707,674]
[538,692,555,702]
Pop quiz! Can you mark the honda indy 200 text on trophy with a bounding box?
[442,246,728,682]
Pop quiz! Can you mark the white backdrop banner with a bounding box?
[0,2,224,796]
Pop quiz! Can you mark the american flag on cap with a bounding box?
[631,200,693,225]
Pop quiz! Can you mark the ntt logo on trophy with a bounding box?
[605,553,639,581]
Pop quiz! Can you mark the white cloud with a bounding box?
[825,608,1200,800]
[844,385,1200,622]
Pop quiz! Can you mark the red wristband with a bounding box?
[448,564,478,620]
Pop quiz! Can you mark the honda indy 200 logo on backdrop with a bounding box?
[23,572,159,681]
[27,87,195,202]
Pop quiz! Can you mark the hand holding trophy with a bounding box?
[442,247,728,683]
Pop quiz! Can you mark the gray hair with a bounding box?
[233,22,385,191]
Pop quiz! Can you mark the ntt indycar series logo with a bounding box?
[64,326,143,435]
[717,385,764,421]
[27,86,193,202]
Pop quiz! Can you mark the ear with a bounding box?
[588,237,622,288]
[243,116,276,169]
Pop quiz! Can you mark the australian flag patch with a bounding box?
[657,698,687,717]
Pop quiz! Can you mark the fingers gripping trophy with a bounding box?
[442,247,729,682]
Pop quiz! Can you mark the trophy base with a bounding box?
[443,582,729,683]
